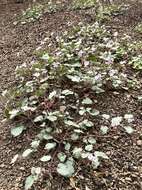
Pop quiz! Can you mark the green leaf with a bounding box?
[64,120,79,128]
[72,147,82,159]
[111,116,122,126]
[88,109,100,116]
[67,75,80,82]
[31,140,40,149]
[34,115,44,122]
[57,152,67,162]
[89,151,109,169]
[94,151,109,159]
[85,144,93,152]
[74,129,84,133]
[41,53,50,60]
[22,149,33,158]
[81,152,90,159]
[64,143,71,151]
[124,114,134,123]
[82,98,93,105]
[24,167,41,190]
[31,167,41,175]
[57,160,75,177]
[9,109,20,119]
[25,175,36,190]
[40,155,51,162]
[82,119,94,128]
[45,142,56,150]
[88,137,96,144]
[79,108,86,115]
[47,115,57,122]
[11,125,24,137]
[102,114,110,120]
[100,126,109,135]
[71,133,79,141]
[43,134,53,140]
[62,89,74,96]
[124,126,134,134]
[49,90,56,99]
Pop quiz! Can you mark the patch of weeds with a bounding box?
[129,55,142,70]
[17,1,62,24]
[3,22,141,189]
[134,23,142,34]
[44,0,62,13]
[72,0,97,10]
[129,41,142,54]
[20,4,44,24]
[72,2,129,24]
[96,3,129,22]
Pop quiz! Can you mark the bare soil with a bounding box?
[0,0,142,189]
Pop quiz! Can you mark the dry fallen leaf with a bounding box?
[70,177,80,190]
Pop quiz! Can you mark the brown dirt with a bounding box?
[0,0,142,190]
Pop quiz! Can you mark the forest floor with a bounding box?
[0,0,142,189]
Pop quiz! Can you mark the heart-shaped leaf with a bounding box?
[22,149,33,158]
[57,160,75,177]
[45,142,56,150]
[82,98,93,105]
[124,126,134,134]
[40,155,51,162]
[25,175,36,190]
[11,125,24,137]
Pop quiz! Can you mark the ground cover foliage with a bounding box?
[2,0,142,189]
[16,0,128,25]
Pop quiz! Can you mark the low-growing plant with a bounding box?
[129,55,142,70]
[96,3,129,22]
[18,1,62,24]
[134,23,142,34]
[3,22,141,189]
[21,4,44,24]
[72,0,97,9]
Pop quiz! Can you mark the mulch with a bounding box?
[0,0,141,189]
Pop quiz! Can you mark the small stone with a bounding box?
[137,140,142,146]
[20,167,25,171]
[0,164,5,168]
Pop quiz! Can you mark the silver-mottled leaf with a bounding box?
[25,175,36,190]
[22,149,33,158]
[34,115,44,122]
[100,126,109,135]
[88,137,96,144]
[124,114,134,123]
[111,116,122,126]
[40,155,51,162]
[72,147,82,159]
[57,160,75,177]
[11,125,24,137]
[9,109,20,119]
[82,98,93,105]
[124,126,134,134]
[31,140,40,149]
[47,115,57,122]
[57,152,67,162]
[45,142,56,150]
[85,144,93,152]
[71,133,79,141]
[49,90,56,99]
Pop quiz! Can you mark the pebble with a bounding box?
[19,167,25,171]
[137,140,142,146]
[0,163,5,168]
